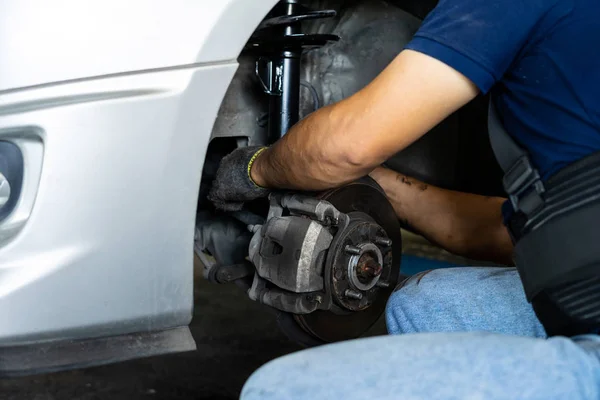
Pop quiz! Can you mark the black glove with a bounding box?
[208,146,271,211]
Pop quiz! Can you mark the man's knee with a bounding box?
[385,267,501,334]
[385,266,538,336]
[385,269,448,334]
[241,359,287,400]
[241,340,377,400]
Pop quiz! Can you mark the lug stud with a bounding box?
[376,280,391,288]
[374,237,392,247]
[344,289,363,300]
[345,245,361,255]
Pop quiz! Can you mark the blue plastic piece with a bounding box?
[401,254,456,276]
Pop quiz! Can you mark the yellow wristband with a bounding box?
[247,147,268,188]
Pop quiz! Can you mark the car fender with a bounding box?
[0,0,279,373]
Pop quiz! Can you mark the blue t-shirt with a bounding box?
[406,0,600,181]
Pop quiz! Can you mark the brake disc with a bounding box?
[198,177,402,346]
[290,177,402,343]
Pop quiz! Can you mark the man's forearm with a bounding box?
[250,103,375,190]
[370,167,514,265]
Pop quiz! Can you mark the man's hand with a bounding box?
[208,146,271,211]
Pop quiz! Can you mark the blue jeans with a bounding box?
[241,267,600,400]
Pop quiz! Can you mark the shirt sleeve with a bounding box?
[405,0,559,93]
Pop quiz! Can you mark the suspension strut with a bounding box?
[247,1,339,142]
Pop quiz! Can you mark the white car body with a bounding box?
[0,0,282,374]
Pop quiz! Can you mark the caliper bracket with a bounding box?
[245,193,347,314]
[248,194,345,293]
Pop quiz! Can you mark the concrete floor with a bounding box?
[0,260,307,400]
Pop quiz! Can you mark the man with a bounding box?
[209,0,600,397]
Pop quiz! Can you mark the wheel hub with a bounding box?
[329,215,392,312]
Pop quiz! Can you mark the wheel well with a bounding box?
[204,0,503,198]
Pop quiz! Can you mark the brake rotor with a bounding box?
[291,177,402,343]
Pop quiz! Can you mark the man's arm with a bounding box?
[250,49,479,190]
[370,167,514,265]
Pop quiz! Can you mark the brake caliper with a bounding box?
[247,193,394,316]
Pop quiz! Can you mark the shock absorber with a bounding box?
[247,1,339,142]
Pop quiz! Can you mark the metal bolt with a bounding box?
[376,280,391,288]
[344,289,363,300]
[248,224,262,233]
[356,255,383,283]
[312,295,323,304]
[374,237,392,247]
[345,245,361,255]
[325,215,338,226]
